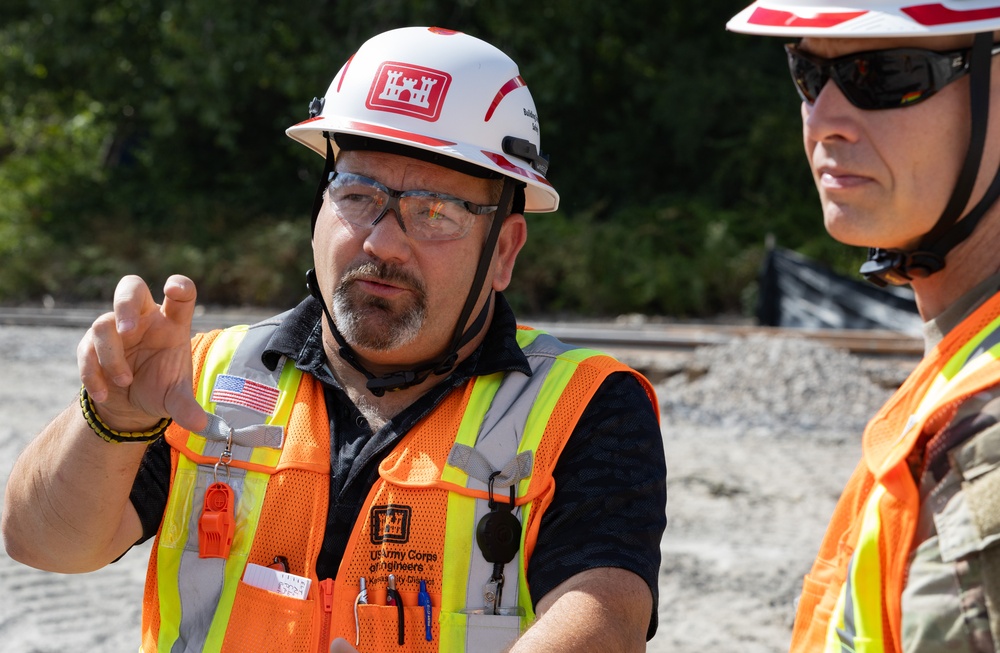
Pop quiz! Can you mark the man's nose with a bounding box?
[370,200,408,235]
[363,203,412,263]
[802,79,862,145]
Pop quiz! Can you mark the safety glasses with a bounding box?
[326,172,498,241]
[784,42,1000,110]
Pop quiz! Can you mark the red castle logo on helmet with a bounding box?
[366,61,452,122]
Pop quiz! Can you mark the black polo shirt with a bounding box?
[129,293,666,638]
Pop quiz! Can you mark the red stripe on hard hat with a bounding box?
[482,151,553,186]
[903,3,1000,25]
[337,54,355,93]
[747,6,868,27]
[344,121,456,147]
[484,76,526,122]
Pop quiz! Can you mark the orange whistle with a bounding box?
[198,482,235,559]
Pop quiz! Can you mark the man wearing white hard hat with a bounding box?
[3,27,665,652]
[728,2,1000,652]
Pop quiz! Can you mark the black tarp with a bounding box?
[756,247,922,335]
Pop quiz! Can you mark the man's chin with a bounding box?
[337,309,424,352]
[823,210,882,249]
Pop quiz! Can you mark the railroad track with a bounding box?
[0,306,924,359]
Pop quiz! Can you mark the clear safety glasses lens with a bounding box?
[326,172,497,241]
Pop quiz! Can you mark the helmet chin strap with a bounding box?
[860,32,1000,287]
[306,176,518,397]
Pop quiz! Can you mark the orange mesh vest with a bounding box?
[140,318,656,653]
[789,290,1000,653]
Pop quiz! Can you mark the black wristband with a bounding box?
[79,386,172,444]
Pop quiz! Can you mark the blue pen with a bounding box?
[418,580,433,641]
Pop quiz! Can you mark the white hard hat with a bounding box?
[286,26,559,213]
[727,0,1000,37]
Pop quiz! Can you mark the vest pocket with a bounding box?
[354,604,439,652]
[221,581,315,652]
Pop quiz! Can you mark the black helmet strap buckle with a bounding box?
[858,247,945,287]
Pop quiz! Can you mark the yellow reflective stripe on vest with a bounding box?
[439,328,608,651]
[156,453,199,651]
[201,469,271,650]
[190,326,292,469]
[940,312,1000,382]
[439,371,506,653]
[441,372,506,488]
[512,326,545,349]
[829,315,1000,653]
[829,484,887,653]
[157,324,301,652]
[267,360,301,464]
[920,312,1000,417]
[439,491,478,653]
[512,339,609,614]
[157,464,274,651]
[197,326,248,406]
[439,371,509,653]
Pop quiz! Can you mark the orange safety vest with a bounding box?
[789,290,1000,653]
[140,317,656,653]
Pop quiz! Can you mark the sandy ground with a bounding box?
[0,324,867,652]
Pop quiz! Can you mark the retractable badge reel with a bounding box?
[475,472,522,614]
[198,430,236,559]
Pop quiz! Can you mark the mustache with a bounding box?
[338,261,425,295]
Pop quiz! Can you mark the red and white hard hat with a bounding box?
[286,26,559,213]
[727,0,1000,37]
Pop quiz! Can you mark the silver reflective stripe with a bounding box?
[447,445,533,488]
[463,335,565,489]
[198,413,285,450]
[171,464,249,652]
[170,317,285,651]
[466,614,520,653]
[172,559,226,652]
[457,332,578,631]
[199,319,286,465]
[837,566,858,653]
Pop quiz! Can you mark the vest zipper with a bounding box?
[318,578,335,652]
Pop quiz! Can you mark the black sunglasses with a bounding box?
[784,42,1000,110]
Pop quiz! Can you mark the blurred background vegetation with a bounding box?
[0,0,864,318]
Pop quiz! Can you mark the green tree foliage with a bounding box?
[0,0,853,315]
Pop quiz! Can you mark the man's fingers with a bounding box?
[166,386,209,434]
[87,312,133,390]
[78,326,111,402]
[161,275,198,328]
[112,275,157,336]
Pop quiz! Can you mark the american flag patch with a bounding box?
[210,374,280,415]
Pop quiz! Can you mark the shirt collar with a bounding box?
[922,270,1000,354]
[261,293,531,382]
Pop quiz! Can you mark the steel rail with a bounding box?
[0,307,924,358]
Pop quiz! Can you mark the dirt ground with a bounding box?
[0,324,865,652]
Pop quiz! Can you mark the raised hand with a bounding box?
[79,274,208,433]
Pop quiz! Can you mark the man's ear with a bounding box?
[491,213,528,292]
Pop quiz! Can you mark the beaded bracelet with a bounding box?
[79,386,172,444]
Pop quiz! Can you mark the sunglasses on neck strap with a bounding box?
[784,42,1000,111]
